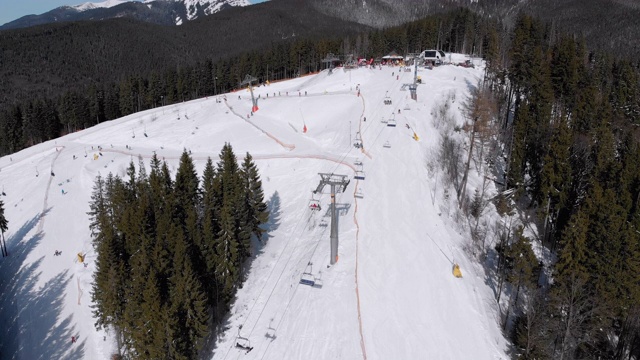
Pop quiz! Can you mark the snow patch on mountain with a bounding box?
[72,0,130,12]
[182,0,250,21]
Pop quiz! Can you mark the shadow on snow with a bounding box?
[0,209,84,359]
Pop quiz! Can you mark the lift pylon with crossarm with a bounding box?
[240,74,259,113]
[314,173,350,265]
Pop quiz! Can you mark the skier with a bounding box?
[364,117,366,122]
[71,336,76,344]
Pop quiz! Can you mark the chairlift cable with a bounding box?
[227,71,402,358]
[260,191,348,360]
[241,191,337,343]
[223,194,320,360]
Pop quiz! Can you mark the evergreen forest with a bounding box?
[88,145,269,358]
[478,14,640,359]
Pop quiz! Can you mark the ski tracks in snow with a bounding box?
[37,146,64,233]
[224,100,296,151]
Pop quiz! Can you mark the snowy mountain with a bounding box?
[0,0,254,29]
[72,0,130,11]
[0,55,509,359]
[181,0,250,21]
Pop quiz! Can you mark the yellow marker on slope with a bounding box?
[453,263,462,278]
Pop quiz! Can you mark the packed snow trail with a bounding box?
[352,179,368,360]
[224,98,296,151]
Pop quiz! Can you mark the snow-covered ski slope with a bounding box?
[0,54,508,359]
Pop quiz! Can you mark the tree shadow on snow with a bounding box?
[204,191,283,357]
[0,210,83,359]
[253,191,282,254]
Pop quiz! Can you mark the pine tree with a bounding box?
[201,158,221,305]
[89,174,129,354]
[538,119,573,245]
[215,202,239,306]
[503,227,539,330]
[551,209,596,360]
[174,149,200,226]
[507,100,528,191]
[136,268,169,359]
[0,198,8,257]
[240,152,269,242]
[168,225,209,359]
[174,149,203,286]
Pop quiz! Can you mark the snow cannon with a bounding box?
[413,132,420,141]
[77,252,86,263]
[453,263,462,278]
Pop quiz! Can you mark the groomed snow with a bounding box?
[0,53,509,359]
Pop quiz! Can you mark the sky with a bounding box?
[0,0,267,27]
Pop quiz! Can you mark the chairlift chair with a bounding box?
[353,131,363,149]
[355,188,364,199]
[309,199,321,211]
[383,141,391,148]
[384,96,392,105]
[300,272,315,286]
[319,219,328,227]
[354,160,365,180]
[235,337,253,353]
[387,118,397,127]
[300,262,316,286]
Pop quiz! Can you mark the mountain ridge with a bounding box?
[0,0,252,29]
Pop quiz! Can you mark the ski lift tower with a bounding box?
[409,57,419,101]
[240,74,259,113]
[314,173,350,265]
